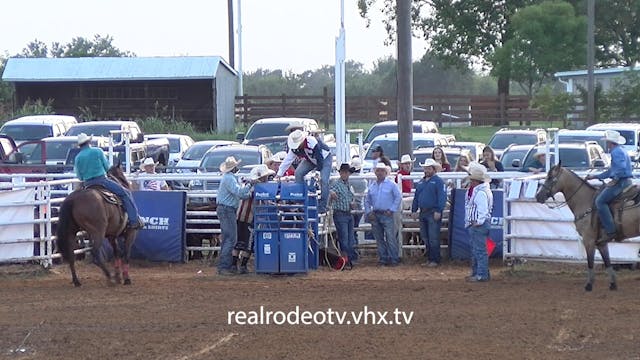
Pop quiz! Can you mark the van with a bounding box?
[585,123,640,159]
[0,115,78,145]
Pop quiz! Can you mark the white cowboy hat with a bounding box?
[533,150,552,159]
[249,164,275,180]
[419,158,442,171]
[77,133,92,145]
[468,161,490,182]
[602,130,626,145]
[400,154,414,164]
[350,157,362,171]
[266,152,285,165]
[287,130,308,150]
[374,162,390,172]
[285,122,304,132]
[219,156,242,173]
[139,157,157,170]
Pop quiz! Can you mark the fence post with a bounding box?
[323,86,330,130]
[242,93,249,125]
[281,93,287,116]
[500,94,506,126]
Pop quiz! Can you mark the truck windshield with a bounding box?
[0,125,52,142]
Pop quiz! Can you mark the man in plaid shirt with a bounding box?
[329,163,357,262]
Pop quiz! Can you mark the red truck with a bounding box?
[0,135,52,175]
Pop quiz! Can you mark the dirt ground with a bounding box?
[1,257,640,360]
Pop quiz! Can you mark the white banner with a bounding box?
[0,188,35,261]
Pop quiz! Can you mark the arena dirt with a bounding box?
[1,259,640,359]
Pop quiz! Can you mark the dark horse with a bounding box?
[56,163,138,287]
[535,163,640,291]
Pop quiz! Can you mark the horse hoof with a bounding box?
[123,278,132,285]
[610,283,618,291]
[585,283,593,292]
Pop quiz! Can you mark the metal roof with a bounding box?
[554,67,633,78]
[2,56,237,82]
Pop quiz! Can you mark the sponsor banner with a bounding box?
[131,190,186,262]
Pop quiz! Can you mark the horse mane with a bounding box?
[556,165,596,190]
[107,163,130,190]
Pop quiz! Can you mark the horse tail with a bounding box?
[56,195,76,263]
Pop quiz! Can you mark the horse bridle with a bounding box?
[541,169,588,210]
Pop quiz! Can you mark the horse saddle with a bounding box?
[85,185,122,206]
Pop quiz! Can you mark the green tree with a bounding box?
[531,85,575,126]
[600,71,640,120]
[19,34,134,58]
[591,0,640,67]
[493,1,586,96]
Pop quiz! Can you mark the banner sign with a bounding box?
[131,190,186,262]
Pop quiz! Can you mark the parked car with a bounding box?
[499,144,534,171]
[363,120,439,147]
[554,129,607,150]
[145,134,194,164]
[516,142,609,171]
[237,117,320,143]
[487,128,547,159]
[27,135,109,166]
[362,133,450,171]
[450,141,486,162]
[586,122,640,160]
[0,115,78,145]
[412,147,472,172]
[188,144,272,206]
[245,135,289,155]
[170,140,237,189]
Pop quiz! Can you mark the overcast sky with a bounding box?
[1,0,429,73]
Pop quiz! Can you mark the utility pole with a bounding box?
[587,0,595,125]
[397,0,413,158]
[227,0,235,68]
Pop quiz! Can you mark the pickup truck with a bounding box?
[0,135,50,174]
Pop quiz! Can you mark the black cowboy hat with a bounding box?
[338,163,355,173]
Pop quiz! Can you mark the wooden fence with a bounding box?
[235,90,557,128]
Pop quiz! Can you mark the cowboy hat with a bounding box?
[287,130,308,150]
[338,163,355,173]
[266,151,286,165]
[533,150,550,159]
[350,157,362,171]
[77,133,92,145]
[419,158,442,171]
[371,145,384,153]
[139,157,157,170]
[468,161,490,182]
[249,164,275,180]
[219,156,242,173]
[602,130,626,145]
[374,162,390,172]
[400,154,414,164]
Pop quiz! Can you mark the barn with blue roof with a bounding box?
[1,56,238,132]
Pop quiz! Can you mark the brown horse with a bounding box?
[56,163,138,287]
[535,163,640,291]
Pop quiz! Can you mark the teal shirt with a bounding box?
[74,146,109,181]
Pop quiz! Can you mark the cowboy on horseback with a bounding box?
[585,130,632,244]
[74,133,144,230]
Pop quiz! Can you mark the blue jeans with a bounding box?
[468,221,490,280]
[419,210,441,264]
[295,155,332,213]
[217,205,238,271]
[333,211,357,261]
[370,212,399,265]
[595,178,631,234]
[85,175,139,227]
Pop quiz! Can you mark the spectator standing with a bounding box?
[371,145,392,169]
[412,159,447,267]
[329,163,358,263]
[480,146,504,189]
[465,162,494,282]
[395,154,414,194]
[454,152,472,189]
[432,147,451,172]
[234,165,274,274]
[137,157,169,191]
[217,156,253,275]
[364,163,402,266]
[277,130,332,213]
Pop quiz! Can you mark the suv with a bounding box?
[0,115,78,145]
[516,142,608,171]
[362,133,450,171]
[487,128,547,160]
[363,120,439,146]
[500,144,534,171]
[237,117,320,143]
[66,121,143,145]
